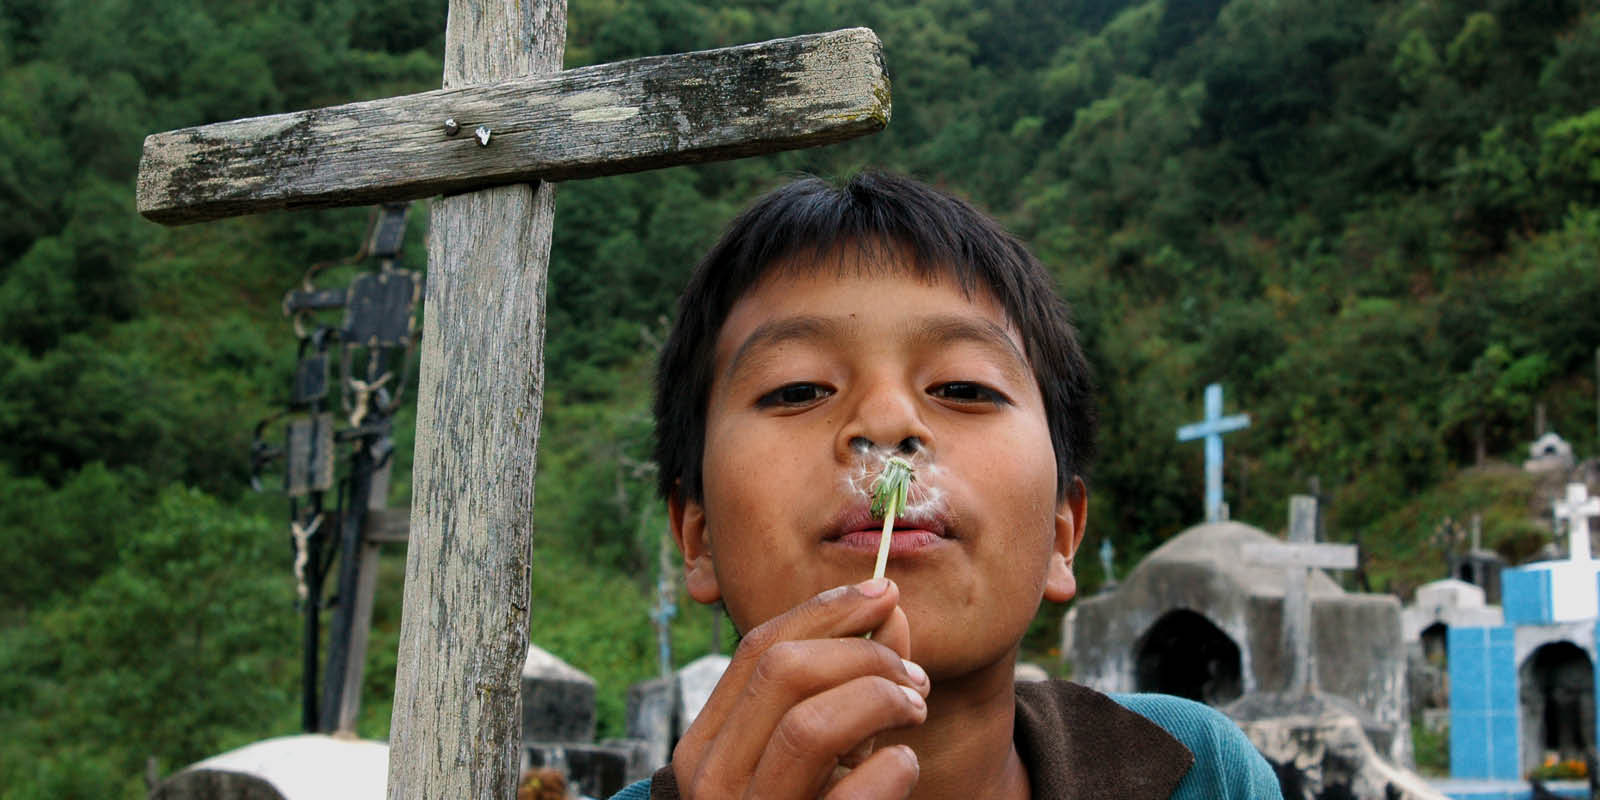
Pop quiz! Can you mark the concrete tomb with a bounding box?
[1066,519,1411,765]
[521,643,597,744]
[519,643,647,798]
[1525,432,1576,474]
[1402,579,1505,724]
[1449,482,1600,780]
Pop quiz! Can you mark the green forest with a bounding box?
[4,0,1600,794]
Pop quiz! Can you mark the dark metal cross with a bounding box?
[252,203,420,735]
[135,3,889,796]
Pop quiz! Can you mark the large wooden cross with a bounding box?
[135,2,889,796]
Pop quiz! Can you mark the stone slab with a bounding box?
[151,735,388,800]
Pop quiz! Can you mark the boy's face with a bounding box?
[670,247,1087,679]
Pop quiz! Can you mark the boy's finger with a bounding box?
[687,638,927,788]
[674,580,902,768]
[748,675,928,800]
[867,605,911,661]
[823,745,919,800]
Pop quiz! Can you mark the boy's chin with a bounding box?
[900,608,1033,684]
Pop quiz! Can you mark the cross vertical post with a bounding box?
[1243,495,1357,695]
[1176,383,1251,523]
[1285,496,1316,693]
[384,2,564,797]
[1554,482,1600,563]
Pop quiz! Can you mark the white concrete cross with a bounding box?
[1554,482,1600,562]
[1244,495,1358,694]
[135,4,889,796]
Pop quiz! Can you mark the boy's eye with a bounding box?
[757,382,834,408]
[930,382,1008,405]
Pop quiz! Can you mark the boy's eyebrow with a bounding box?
[915,315,1031,376]
[724,315,839,380]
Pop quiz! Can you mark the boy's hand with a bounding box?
[671,578,928,799]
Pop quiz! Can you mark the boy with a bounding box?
[613,173,1280,799]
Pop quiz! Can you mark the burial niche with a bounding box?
[1421,622,1448,667]
[1519,641,1596,772]
[1134,609,1243,706]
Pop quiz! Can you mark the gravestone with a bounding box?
[624,676,675,772]
[1554,481,1600,563]
[135,0,891,791]
[151,735,389,800]
[1400,578,1504,721]
[676,654,732,731]
[1210,500,1443,796]
[1067,518,1412,765]
[1176,383,1251,523]
[521,644,596,744]
[1525,431,1576,473]
[1243,495,1357,695]
[1453,482,1600,779]
[518,644,642,798]
[622,653,733,777]
[1449,513,1506,604]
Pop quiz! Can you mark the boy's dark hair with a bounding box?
[653,172,1096,503]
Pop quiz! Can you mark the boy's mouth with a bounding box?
[821,506,953,557]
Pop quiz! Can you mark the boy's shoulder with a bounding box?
[609,681,1281,800]
[1016,681,1281,799]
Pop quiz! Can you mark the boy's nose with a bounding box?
[836,384,934,463]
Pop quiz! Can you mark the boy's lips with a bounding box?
[821,506,953,557]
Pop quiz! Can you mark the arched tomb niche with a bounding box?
[1134,608,1243,706]
[1519,641,1596,775]
[1421,622,1448,668]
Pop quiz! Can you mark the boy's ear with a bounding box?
[668,487,722,605]
[1043,476,1089,603]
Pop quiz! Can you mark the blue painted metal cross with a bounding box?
[1177,383,1251,522]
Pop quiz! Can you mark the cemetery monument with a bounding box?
[1448,482,1600,780]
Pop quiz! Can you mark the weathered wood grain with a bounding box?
[384,0,562,797]
[137,27,889,225]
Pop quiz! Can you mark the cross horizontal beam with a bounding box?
[137,28,889,225]
[1176,414,1249,441]
[1243,542,1358,570]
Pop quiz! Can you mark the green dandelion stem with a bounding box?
[870,456,915,581]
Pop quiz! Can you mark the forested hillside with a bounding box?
[4,0,1599,794]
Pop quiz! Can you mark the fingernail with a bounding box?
[857,577,889,597]
[902,659,928,688]
[900,684,926,708]
[898,744,920,770]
